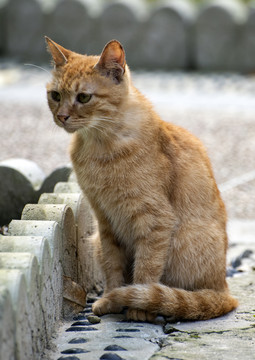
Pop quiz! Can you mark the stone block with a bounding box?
[39,166,71,195]
[22,203,77,282]
[4,0,45,62]
[137,0,195,69]
[241,3,255,73]
[194,0,247,71]
[8,220,63,324]
[53,181,103,292]
[0,286,15,360]
[0,159,72,226]
[99,0,144,61]
[0,253,43,355]
[38,191,103,293]
[54,181,81,194]
[0,3,6,54]
[46,0,93,55]
[0,270,32,360]
[39,193,82,221]
[0,158,45,225]
[0,235,53,341]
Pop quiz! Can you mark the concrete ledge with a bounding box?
[0,285,15,360]
[0,158,71,225]
[194,0,247,71]
[1,0,255,71]
[0,164,103,358]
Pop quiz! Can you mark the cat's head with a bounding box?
[46,37,129,134]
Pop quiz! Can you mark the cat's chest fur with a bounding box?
[70,130,172,243]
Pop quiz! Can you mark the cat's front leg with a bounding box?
[133,226,171,284]
[97,219,126,293]
[127,220,172,321]
[93,220,126,315]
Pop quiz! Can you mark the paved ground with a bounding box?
[44,219,255,360]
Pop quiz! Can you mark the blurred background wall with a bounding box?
[0,0,255,72]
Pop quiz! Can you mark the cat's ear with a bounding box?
[45,36,70,67]
[95,40,126,83]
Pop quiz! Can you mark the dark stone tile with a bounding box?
[71,321,91,326]
[66,327,97,332]
[100,353,125,360]
[61,348,89,354]
[116,328,140,332]
[104,345,127,351]
[68,338,88,344]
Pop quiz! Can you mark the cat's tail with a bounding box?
[104,283,238,320]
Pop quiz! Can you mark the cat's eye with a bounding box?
[51,91,61,102]
[77,93,92,104]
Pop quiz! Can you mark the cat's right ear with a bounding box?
[95,40,126,83]
[45,36,70,67]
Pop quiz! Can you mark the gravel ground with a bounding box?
[0,65,254,219]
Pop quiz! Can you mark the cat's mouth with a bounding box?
[55,118,77,133]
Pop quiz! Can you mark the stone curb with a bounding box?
[0,158,71,225]
[1,0,255,72]
[0,162,103,359]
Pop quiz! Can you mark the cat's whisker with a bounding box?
[89,124,106,135]
[96,118,116,124]
[24,63,51,75]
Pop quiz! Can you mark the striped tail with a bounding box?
[105,283,238,321]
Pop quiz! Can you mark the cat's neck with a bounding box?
[72,85,158,160]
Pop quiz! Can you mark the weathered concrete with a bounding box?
[39,166,71,194]
[54,181,103,293]
[8,219,63,326]
[241,3,255,73]
[46,0,92,56]
[0,175,105,357]
[25,201,77,282]
[2,0,255,70]
[137,0,195,69]
[0,158,72,226]
[0,236,52,341]
[194,0,247,71]
[4,0,44,62]
[0,285,15,360]
[99,0,145,65]
[0,270,32,360]
[0,253,43,356]
[0,158,45,224]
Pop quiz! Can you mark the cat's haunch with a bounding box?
[46,37,238,322]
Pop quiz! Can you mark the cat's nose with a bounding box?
[57,114,70,123]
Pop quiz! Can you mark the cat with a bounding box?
[46,36,238,322]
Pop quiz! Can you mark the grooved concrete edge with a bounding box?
[0,171,103,360]
[2,0,255,72]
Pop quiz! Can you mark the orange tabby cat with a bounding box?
[46,37,238,322]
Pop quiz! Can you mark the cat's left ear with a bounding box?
[95,40,126,83]
[45,36,70,67]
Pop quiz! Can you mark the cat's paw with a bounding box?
[126,308,156,322]
[92,297,122,316]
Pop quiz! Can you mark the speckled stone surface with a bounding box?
[45,220,255,360]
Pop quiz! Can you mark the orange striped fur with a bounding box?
[46,38,238,322]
